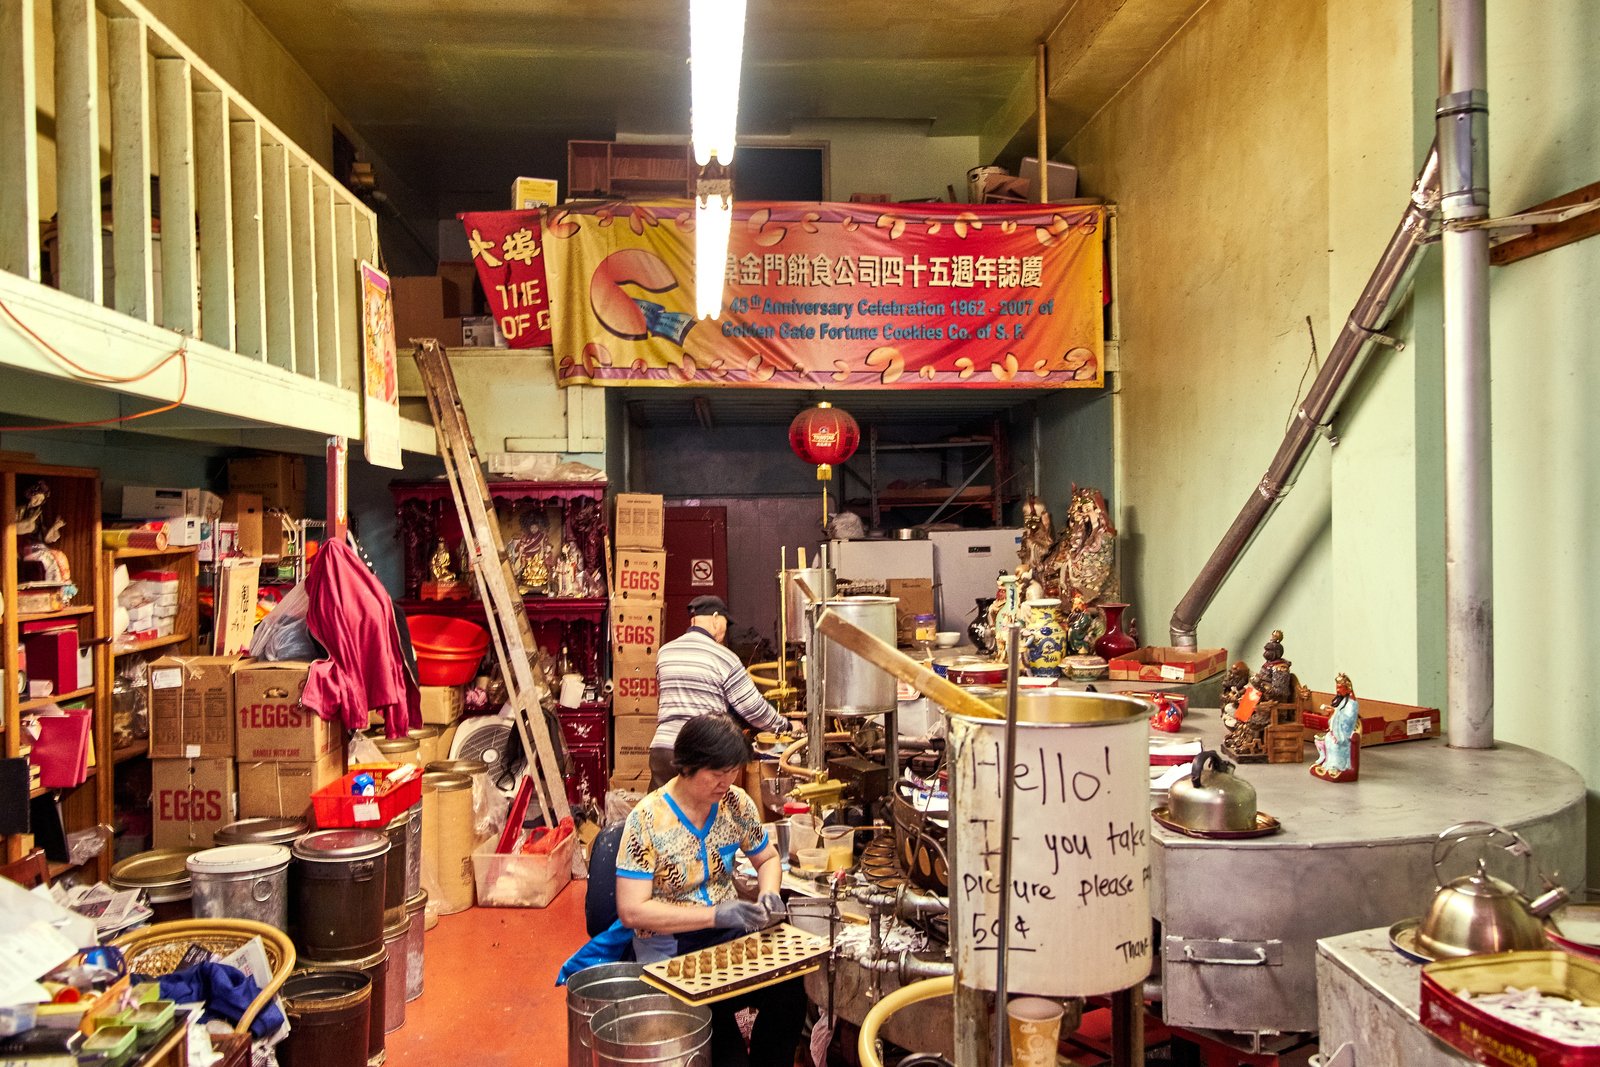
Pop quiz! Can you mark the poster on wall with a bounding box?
[543,200,1105,389]
[457,210,553,349]
[358,261,403,469]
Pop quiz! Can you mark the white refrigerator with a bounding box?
[826,539,936,584]
[928,528,1023,632]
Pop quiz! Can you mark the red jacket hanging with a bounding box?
[303,537,421,737]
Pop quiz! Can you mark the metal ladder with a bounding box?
[412,339,572,826]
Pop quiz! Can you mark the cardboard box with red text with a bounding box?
[233,660,342,762]
[613,601,665,656]
[613,550,666,602]
[238,752,345,818]
[151,757,236,849]
[1108,646,1227,684]
[148,656,237,759]
[612,652,659,717]
[614,494,664,549]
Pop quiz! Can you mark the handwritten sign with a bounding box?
[948,702,1153,996]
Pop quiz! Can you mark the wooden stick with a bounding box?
[814,609,1000,720]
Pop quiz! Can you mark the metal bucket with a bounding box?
[565,962,651,1067]
[278,970,372,1067]
[110,849,193,923]
[403,891,426,1002]
[213,816,307,848]
[589,993,712,1067]
[381,914,409,1033]
[381,812,410,916]
[186,844,291,929]
[781,566,833,644]
[295,950,386,1064]
[819,596,899,716]
[945,688,1153,998]
[405,802,422,900]
[292,830,390,962]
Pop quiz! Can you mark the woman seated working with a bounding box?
[616,714,807,1066]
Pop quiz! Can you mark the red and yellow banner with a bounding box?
[543,201,1105,388]
[457,210,553,348]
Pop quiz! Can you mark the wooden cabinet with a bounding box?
[568,140,697,199]
[1,459,110,882]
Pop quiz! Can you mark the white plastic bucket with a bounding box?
[186,844,291,929]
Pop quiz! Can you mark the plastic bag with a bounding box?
[248,581,316,661]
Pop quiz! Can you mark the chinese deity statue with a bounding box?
[1311,673,1360,782]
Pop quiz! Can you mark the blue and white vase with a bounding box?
[1021,597,1066,678]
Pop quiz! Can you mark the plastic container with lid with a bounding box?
[109,849,195,923]
[292,830,391,962]
[213,816,307,848]
[421,771,474,914]
[187,844,292,928]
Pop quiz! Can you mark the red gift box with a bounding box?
[24,627,80,695]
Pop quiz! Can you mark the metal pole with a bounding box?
[1036,43,1049,203]
[992,621,1023,1067]
[1438,0,1493,749]
[1110,985,1145,1066]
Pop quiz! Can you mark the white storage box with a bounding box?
[471,832,575,908]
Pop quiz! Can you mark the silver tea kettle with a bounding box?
[1167,750,1258,832]
[1416,821,1569,959]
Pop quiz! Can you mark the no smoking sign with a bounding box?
[690,559,714,586]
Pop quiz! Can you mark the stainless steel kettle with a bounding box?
[1416,821,1569,959]
[1167,750,1258,832]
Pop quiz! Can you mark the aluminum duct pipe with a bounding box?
[1169,146,1443,647]
[1438,0,1493,749]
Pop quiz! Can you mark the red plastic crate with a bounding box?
[311,764,421,828]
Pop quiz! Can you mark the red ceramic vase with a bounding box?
[1093,602,1138,660]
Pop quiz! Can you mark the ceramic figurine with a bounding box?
[15,482,64,544]
[428,538,456,583]
[1254,630,1295,704]
[1064,591,1103,655]
[1311,673,1361,782]
[512,514,553,595]
[555,542,582,597]
[1149,692,1187,732]
[1020,598,1066,678]
[1038,484,1118,604]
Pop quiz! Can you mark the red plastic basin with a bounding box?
[407,615,489,686]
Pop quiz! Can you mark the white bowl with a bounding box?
[934,631,962,648]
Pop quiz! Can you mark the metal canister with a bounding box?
[373,736,421,768]
[589,994,712,1067]
[292,953,385,1065]
[291,830,390,962]
[422,771,474,914]
[819,596,899,716]
[380,914,409,1033]
[403,891,427,1002]
[110,850,193,924]
[407,725,441,768]
[186,845,291,929]
[564,963,650,1067]
[404,802,422,901]
[380,812,410,919]
[213,817,307,848]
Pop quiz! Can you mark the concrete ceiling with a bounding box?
[241,0,1204,203]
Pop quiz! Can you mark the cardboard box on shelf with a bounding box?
[1107,646,1228,684]
[1303,691,1440,747]
[613,601,665,657]
[614,493,664,549]
[612,714,657,763]
[511,176,560,210]
[151,757,235,849]
[227,455,307,516]
[121,487,222,523]
[237,752,345,819]
[393,275,463,347]
[223,493,264,557]
[614,550,666,601]
[233,660,342,762]
[419,685,466,726]
[436,261,480,315]
[886,578,936,645]
[612,652,659,717]
[148,655,238,759]
[213,559,260,656]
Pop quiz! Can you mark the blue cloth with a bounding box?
[555,920,634,986]
[150,961,285,1038]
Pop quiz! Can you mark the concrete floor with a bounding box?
[386,881,591,1067]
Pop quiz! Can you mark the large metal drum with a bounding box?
[589,993,712,1067]
[946,688,1153,998]
[782,567,834,644]
[292,830,390,962]
[277,970,371,1067]
[819,596,898,716]
[186,844,290,929]
[565,962,651,1067]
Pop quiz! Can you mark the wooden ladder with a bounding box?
[412,339,572,826]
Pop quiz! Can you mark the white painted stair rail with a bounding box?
[0,0,395,440]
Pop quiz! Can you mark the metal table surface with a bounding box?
[1151,714,1585,1034]
[1316,926,1470,1066]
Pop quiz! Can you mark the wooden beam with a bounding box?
[154,58,198,335]
[52,0,103,303]
[313,184,340,385]
[229,117,266,361]
[333,201,357,391]
[1489,181,1600,267]
[0,0,41,281]
[108,17,153,322]
[259,138,294,370]
[193,89,234,347]
[289,163,318,380]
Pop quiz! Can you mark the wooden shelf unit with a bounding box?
[568,140,698,199]
[2,459,111,881]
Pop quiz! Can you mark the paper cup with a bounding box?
[1007,997,1064,1067]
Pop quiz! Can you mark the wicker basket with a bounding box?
[112,919,296,1032]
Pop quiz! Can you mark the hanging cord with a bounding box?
[1284,314,1321,432]
[0,295,190,431]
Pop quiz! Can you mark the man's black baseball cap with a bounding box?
[687,595,731,619]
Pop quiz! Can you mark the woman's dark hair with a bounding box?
[673,714,752,775]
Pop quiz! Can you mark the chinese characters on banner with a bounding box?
[457,210,553,348]
[541,201,1106,389]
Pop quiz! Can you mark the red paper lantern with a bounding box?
[788,402,859,480]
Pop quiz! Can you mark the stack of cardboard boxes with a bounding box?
[147,656,345,850]
[609,494,665,793]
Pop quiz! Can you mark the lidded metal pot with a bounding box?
[1166,750,1258,833]
[1416,821,1569,959]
